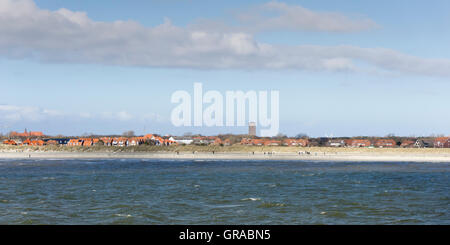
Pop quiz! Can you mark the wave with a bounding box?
[241,197,261,201]
[257,202,286,208]
[114,214,132,218]
[205,204,244,209]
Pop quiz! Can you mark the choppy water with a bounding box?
[0,159,448,224]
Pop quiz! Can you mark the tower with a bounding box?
[248,122,256,136]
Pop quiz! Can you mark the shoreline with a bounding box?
[1,151,449,162]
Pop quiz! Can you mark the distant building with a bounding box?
[241,138,264,146]
[434,137,450,148]
[374,139,397,148]
[192,136,215,145]
[46,138,71,145]
[248,122,256,136]
[22,139,44,146]
[10,129,44,137]
[400,140,415,148]
[223,139,232,146]
[173,137,194,145]
[67,139,83,146]
[213,138,222,145]
[345,139,372,147]
[2,140,17,145]
[128,137,145,146]
[328,139,345,147]
[414,139,434,148]
[264,140,281,146]
[283,139,309,147]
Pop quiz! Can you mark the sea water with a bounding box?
[0,159,448,224]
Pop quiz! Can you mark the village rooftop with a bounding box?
[1,130,449,149]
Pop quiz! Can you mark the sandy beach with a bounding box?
[1,150,450,162]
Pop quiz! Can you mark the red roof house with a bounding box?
[374,139,397,148]
[345,139,372,147]
[435,137,450,148]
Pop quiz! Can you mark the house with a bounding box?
[253,139,265,145]
[223,139,232,146]
[128,138,138,146]
[46,140,58,145]
[250,139,266,146]
[400,140,415,148]
[164,138,177,146]
[414,139,434,148]
[172,137,194,145]
[67,139,83,146]
[111,137,128,146]
[21,139,44,146]
[153,136,176,146]
[345,139,372,147]
[212,137,232,146]
[153,136,163,145]
[82,139,93,146]
[213,138,222,145]
[264,140,281,146]
[240,138,252,145]
[2,140,17,145]
[240,138,279,146]
[327,139,345,147]
[10,130,44,137]
[30,140,45,146]
[374,139,397,148]
[283,139,309,147]
[144,134,155,140]
[100,137,113,146]
[128,137,145,146]
[193,136,215,145]
[47,138,71,145]
[434,137,450,148]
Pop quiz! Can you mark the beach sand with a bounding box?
[0,150,449,162]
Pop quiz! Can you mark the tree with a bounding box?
[295,133,309,139]
[123,130,135,137]
[274,133,287,139]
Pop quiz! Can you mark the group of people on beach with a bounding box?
[176,150,335,156]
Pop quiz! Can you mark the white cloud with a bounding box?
[142,113,166,123]
[116,111,133,121]
[236,1,378,32]
[0,0,450,76]
[0,105,63,122]
[0,104,164,125]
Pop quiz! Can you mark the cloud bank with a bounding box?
[236,1,378,32]
[0,105,62,122]
[0,104,164,124]
[1,0,450,76]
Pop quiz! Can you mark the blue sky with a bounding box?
[0,0,449,137]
